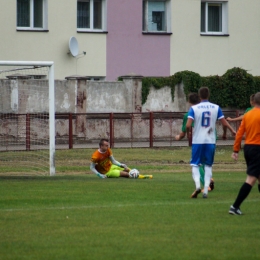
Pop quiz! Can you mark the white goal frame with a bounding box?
[0,61,55,176]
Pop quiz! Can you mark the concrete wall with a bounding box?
[142,82,187,112]
[0,75,189,145]
[0,76,239,145]
[0,76,187,114]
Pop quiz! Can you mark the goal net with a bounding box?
[0,61,55,176]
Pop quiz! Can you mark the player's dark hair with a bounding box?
[188,93,200,105]
[253,92,260,105]
[250,94,255,101]
[199,87,210,100]
[99,138,109,147]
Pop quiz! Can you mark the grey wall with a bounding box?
[0,75,187,114]
[0,75,189,144]
[0,76,237,146]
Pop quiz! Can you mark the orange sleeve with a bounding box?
[233,108,260,152]
[233,119,245,152]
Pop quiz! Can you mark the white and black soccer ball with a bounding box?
[129,168,139,179]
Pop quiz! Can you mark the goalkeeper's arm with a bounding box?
[90,162,107,178]
[109,155,128,170]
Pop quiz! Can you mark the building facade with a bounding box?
[0,0,259,80]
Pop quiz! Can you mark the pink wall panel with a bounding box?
[106,0,170,81]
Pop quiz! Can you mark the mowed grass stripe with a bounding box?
[1,198,260,212]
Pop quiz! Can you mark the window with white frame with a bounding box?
[143,0,171,33]
[77,0,106,31]
[17,0,48,30]
[201,1,228,35]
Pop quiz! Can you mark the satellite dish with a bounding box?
[68,37,79,57]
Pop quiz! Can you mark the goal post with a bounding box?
[0,61,55,176]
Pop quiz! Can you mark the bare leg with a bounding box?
[120,170,130,178]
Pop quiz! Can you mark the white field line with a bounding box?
[1,198,259,213]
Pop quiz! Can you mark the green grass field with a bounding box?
[0,147,259,259]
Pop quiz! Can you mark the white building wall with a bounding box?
[0,1,106,80]
[170,0,260,76]
[1,0,260,79]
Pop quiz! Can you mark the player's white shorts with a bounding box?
[190,143,216,166]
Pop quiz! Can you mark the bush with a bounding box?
[222,67,255,108]
[142,67,258,109]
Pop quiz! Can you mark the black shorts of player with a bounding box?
[244,144,260,178]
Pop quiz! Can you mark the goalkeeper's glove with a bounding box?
[97,173,107,179]
[120,163,128,170]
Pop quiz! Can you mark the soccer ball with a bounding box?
[129,168,139,179]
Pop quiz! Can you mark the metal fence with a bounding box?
[1,111,240,151]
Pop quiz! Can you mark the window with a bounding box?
[17,0,48,30]
[77,0,106,31]
[201,1,228,35]
[143,0,171,33]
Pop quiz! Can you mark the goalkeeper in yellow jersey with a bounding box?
[90,138,152,179]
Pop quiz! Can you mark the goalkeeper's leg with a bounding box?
[138,174,153,179]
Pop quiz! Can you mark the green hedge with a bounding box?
[142,67,260,109]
